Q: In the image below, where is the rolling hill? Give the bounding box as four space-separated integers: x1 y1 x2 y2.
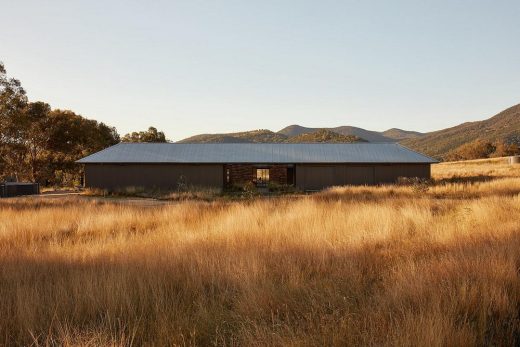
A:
286 129 365 143
381 128 424 141
178 130 287 144
278 125 398 142
178 129 366 144
177 103 520 160
179 125 423 144
401 104 520 159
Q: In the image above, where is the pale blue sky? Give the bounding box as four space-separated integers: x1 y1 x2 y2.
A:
1 1 519 140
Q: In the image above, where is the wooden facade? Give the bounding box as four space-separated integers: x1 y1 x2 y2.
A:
84 164 223 190
294 163 430 190
83 163 431 191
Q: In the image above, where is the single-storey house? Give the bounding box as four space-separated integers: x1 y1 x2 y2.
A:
77 143 437 191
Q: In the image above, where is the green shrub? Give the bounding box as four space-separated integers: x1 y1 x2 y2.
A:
268 182 299 194
242 181 258 198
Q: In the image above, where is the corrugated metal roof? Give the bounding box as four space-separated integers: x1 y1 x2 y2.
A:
77 143 437 164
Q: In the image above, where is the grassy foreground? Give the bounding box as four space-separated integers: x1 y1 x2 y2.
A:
1 158 519 346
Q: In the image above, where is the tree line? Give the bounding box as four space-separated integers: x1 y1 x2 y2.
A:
445 139 519 161
0 63 166 186
3 61 518 186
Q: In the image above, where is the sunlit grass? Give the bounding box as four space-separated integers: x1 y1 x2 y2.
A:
0 158 519 346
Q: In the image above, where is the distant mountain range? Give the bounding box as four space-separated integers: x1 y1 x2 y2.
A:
178 126 422 144
277 125 416 142
177 129 366 144
178 103 520 160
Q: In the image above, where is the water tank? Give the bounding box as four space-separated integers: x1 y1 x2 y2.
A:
510 156 520 164
0 182 40 198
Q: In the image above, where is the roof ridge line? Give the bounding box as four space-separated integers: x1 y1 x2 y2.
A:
128 142 398 145
77 142 437 164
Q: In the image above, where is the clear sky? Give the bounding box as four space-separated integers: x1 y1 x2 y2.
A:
1 1 519 140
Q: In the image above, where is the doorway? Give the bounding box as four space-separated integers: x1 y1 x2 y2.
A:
287 166 295 185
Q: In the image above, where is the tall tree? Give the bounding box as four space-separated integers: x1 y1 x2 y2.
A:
122 126 167 143
44 109 119 185
0 62 28 180
0 62 120 185
23 102 52 181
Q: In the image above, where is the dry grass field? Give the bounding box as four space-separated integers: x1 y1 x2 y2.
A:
1 158 519 346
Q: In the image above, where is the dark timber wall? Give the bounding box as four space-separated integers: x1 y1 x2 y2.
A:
84 164 224 190
84 163 431 191
295 164 430 190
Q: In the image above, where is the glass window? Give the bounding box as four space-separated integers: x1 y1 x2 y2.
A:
256 168 269 183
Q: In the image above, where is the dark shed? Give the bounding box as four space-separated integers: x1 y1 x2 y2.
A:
77 143 437 191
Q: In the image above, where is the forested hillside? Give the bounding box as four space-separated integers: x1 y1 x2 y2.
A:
286 129 364 143
401 104 520 160
381 128 424 141
179 129 366 144
178 129 287 143
179 104 520 160
277 125 398 142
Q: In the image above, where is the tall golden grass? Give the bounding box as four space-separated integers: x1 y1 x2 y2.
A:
0 159 519 346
